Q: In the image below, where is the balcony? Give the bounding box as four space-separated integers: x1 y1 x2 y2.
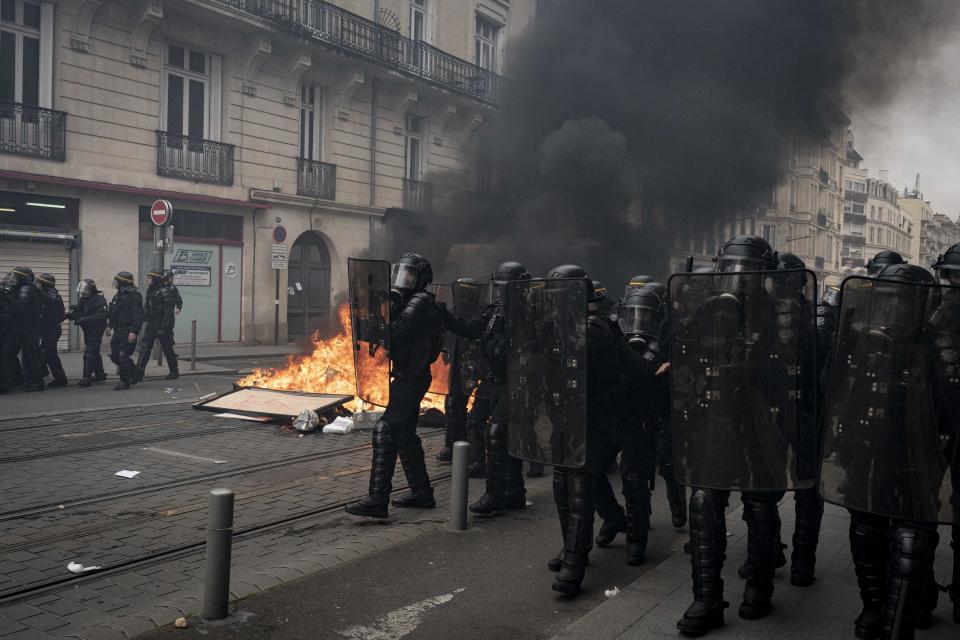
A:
844 212 866 225
156 131 235 186
402 178 432 212
0 101 67 161
297 158 336 199
845 190 868 203
817 212 829 227
215 0 505 107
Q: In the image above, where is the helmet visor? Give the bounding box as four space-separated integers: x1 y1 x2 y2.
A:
935 266 960 286
618 305 658 337
716 257 766 294
391 263 419 290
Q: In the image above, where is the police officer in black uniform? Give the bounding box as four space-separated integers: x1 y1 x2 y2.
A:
107 271 144 390
0 275 17 393
66 279 108 387
163 269 183 314
133 270 179 382
345 253 444 519
35 273 67 387
2 267 44 392
546 265 663 596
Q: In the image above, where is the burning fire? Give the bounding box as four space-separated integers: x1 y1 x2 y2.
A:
238 304 449 412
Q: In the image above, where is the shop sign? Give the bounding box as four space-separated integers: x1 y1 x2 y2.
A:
172 266 212 287
173 249 213 264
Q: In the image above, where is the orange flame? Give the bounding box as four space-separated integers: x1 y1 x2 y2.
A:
238 304 449 412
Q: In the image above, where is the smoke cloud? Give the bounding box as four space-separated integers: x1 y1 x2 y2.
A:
403 0 958 288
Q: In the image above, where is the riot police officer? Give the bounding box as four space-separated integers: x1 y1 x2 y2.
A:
66 279 108 387
435 278 476 466
35 273 67 387
624 274 653 298
545 265 663 596
133 270 179 382
163 269 183 314
2 267 44 392
107 271 144 390
345 253 444 519
0 275 17 393
672 236 815 635
865 250 905 276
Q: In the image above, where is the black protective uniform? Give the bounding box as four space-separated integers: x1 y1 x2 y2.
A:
135 272 179 381
36 274 67 387
107 273 144 390
2 267 44 392
546 266 662 596
0 280 17 392
345 254 443 519
66 280 108 385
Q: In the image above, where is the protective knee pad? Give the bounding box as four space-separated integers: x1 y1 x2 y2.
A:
369 420 397 497
882 525 938 639
742 497 780 591
621 471 651 542
567 473 593 516
689 489 726 602
850 512 890 610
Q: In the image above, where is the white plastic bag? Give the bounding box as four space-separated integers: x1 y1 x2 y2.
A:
322 416 355 434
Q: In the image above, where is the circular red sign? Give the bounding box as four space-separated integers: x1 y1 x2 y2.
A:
150 199 173 226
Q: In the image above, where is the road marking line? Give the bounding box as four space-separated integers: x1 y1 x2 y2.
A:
142 447 228 464
337 588 466 640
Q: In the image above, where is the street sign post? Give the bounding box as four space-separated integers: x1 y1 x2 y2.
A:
271 242 289 346
150 200 174 268
150 199 173 226
271 243 289 270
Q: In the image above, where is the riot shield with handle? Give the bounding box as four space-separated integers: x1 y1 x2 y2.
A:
453 280 491 397
348 258 391 407
668 269 817 492
427 283 453 396
819 276 957 524
506 278 587 468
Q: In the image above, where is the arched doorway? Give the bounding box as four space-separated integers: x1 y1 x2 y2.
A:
287 231 331 339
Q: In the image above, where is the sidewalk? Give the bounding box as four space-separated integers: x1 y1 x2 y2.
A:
554 501 957 640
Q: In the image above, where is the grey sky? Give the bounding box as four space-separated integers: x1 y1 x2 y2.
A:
851 36 960 219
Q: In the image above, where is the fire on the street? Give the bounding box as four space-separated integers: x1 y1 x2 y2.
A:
237 304 448 412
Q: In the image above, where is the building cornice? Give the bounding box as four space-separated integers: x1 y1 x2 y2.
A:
248 190 385 218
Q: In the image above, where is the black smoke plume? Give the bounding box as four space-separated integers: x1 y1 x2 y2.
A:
400 0 958 288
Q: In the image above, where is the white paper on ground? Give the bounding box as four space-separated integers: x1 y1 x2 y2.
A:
67 561 101 574
322 416 355 434
604 587 620 598
114 470 140 479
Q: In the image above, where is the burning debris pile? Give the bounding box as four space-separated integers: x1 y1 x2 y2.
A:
238 304 448 412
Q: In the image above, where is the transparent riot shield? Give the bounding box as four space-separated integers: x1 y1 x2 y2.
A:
348 258 391 407
819 276 957 524
453 280 491 397
506 278 588 468
668 269 818 491
427 283 453 397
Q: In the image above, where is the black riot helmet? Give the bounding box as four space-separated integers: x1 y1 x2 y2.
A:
490 261 530 305
76 279 97 299
715 235 776 294
865 250 905 276
776 251 808 293
391 253 433 292
146 270 163 287
35 273 56 290
547 264 598 302
7 266 34 287
873 264 936 328
592 280 608 303
644 282 667 306
821 284 842 309
162 269 175 284
113 271 136 290
932 243 960 285
619 288 663 338
875 263 935 286
624 274 652 297
777 251 806 271
454 276 484 308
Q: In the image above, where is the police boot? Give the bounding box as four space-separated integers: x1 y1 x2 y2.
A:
503 456 526 510
880 525 938 640
623 472 651 566
114 380 131 390
132 352 149 383
916 573 939 630
77 378 92 387
345 420 395 519
678 489 728 636
470 422 507 515
850 513 889 640
553 473 593 596
791 488 824 587
165 368 179 380
663 472 688 529
392 437 435 509
739 498 779 619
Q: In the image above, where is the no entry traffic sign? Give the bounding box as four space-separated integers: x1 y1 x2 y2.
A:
150 199 173 226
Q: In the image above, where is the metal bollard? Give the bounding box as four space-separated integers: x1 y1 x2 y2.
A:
190 319 197 371
449 441 471 531
202 488 234 620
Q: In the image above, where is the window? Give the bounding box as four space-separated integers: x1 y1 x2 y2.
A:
299 84 322 161
165 43 212 140
762 224 776 247
869 227 874 243
0 0 41 106
475 15 500 72
405 114 424 181
410 0 427 42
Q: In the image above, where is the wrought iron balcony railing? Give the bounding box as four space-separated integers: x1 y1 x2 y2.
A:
216 0 505 106
297 157 336 199
156 131 235 186
403 178 431 212
0 101 67 161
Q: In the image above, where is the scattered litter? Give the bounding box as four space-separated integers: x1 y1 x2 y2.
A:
197 392 217 400
213 412 272 423
114 470 140 479
143 447 226 464
67 561 101 574
293 408 321 433
322 416 355 434
164 387 182 394
174 617 188 629
604 587 620 598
